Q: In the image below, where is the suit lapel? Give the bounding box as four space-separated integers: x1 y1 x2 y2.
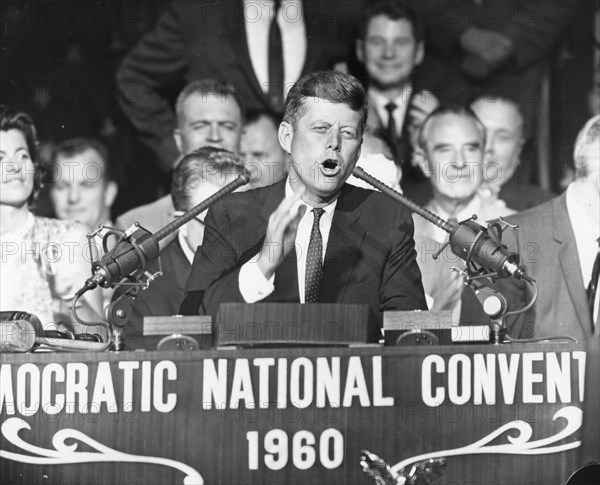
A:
320 185 366 302
553 195 591 335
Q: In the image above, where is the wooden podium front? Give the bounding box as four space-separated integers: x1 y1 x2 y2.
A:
0 342 590 484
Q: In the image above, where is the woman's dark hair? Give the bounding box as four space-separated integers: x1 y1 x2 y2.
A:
0 106 43 206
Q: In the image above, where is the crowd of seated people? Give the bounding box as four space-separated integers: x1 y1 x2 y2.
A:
1 0 597 350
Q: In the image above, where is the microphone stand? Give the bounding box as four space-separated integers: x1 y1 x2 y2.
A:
69 172 250 351
352 166 538 343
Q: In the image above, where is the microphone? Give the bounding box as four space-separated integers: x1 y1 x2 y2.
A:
79 171 251 293
0 311 42 353
352 166 533 283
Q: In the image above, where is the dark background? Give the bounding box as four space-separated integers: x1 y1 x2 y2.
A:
1 0 597 218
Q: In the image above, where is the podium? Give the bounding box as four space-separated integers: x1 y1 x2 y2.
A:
0 341 590 484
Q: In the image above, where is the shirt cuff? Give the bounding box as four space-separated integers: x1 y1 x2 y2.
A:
238 257 275 303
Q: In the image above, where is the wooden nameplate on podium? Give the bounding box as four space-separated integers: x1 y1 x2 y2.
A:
143 315 212 350
214 303 369 346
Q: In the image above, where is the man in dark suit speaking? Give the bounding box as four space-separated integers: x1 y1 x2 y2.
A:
180 71 427 341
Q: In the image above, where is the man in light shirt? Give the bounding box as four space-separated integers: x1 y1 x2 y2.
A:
181 71 427 341
413 106 514 323
500 115 600 340
496 115 600 467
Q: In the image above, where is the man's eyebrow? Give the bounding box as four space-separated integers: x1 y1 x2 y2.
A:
432 142 452 150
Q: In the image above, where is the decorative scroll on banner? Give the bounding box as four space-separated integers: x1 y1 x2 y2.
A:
0 343 587 484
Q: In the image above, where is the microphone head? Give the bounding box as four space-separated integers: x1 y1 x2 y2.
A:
449 220 518 278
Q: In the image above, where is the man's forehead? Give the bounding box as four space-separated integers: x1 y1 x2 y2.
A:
472 101 523 130
182 93 241 120
366 16 415 38
297 98 361 124
428 114 482 139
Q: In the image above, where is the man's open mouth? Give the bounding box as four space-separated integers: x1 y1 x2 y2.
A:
320 159 341 176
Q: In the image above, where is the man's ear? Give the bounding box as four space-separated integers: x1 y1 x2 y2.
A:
414 41 425 66
278 121 293 154
174 129 183 154
356 39 365 63
104 181 119 209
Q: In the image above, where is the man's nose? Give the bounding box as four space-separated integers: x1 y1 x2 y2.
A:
68 185 80 203
454 150 467 168
208 123 222 141
383 42 396 59
327 129 341 151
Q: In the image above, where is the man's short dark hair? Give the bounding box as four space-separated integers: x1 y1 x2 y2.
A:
175 79 244 126
358 1 424 43
418 105 486 151
283 70 368 134
171 146 246 211
49 137 114 183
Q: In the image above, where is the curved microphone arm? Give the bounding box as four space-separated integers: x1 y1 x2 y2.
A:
353 167 454 233
352 166 534 285
68 171 250 350
76 171 251 296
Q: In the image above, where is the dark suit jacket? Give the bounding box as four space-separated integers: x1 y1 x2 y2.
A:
181 180 428 341
498 193 594 340
124 238 191 338
116 0 362 169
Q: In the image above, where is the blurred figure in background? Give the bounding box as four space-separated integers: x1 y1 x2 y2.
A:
116 80 244 242
118 147 247 340
240 110 287 189
47 138 118 230
46 137 120 310
347 127 402 192
0 107 103 333
413 106 514 324
470 96 555 211
117 0 362 170
355 1 438 189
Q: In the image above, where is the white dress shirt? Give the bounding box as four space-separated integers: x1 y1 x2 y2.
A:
244 0 307 97
566 183 600 323
239 180 337 302
178 230 196 265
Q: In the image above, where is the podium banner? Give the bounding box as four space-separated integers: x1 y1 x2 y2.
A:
0 343 587 484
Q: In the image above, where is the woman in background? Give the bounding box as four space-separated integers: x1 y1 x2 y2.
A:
0 106 103 333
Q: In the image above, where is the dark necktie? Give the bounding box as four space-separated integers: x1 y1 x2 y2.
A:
384 102 397 144
305 208 325 303
587 238 600 331
268 0 285 113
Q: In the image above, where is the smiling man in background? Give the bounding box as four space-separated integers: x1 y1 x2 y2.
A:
48 138 118 230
